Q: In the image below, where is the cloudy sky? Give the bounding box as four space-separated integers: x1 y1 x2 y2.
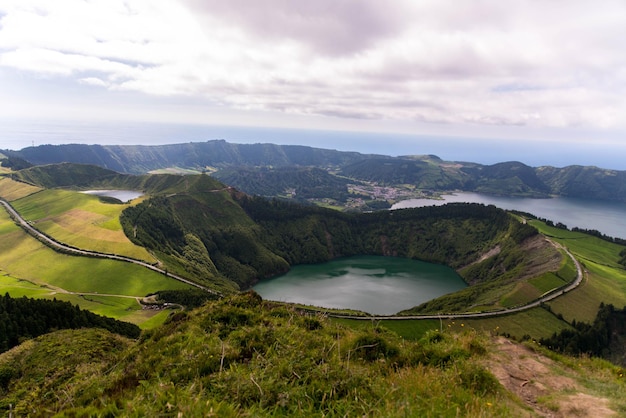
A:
1 0 625 163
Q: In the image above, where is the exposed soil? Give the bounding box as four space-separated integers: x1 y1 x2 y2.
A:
485 337 616 417
516 235 563 281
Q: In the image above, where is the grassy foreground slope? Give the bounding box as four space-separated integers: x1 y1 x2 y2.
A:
1 292 625 417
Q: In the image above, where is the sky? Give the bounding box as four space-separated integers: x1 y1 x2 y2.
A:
1 1 626 167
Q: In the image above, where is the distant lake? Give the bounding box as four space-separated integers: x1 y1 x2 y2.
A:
392 192 626 240
253 256 467 315
82 190 143 202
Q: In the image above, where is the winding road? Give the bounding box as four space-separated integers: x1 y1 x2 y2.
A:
329 238 584 321
0 198 220 296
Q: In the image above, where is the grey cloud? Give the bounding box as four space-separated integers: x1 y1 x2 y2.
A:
183 0 408 56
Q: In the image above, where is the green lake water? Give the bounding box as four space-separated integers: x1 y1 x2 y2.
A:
252 255 467 315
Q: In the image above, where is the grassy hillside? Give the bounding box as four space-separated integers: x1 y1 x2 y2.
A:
0 206 190 326
1 292 625 417
0 293 533 416
532 221 626 323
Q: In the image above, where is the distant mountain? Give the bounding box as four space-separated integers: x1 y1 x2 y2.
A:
4 140 374 174
536 165 626 201
4 140 626 202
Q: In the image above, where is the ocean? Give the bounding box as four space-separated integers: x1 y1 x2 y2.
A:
1 119 625 170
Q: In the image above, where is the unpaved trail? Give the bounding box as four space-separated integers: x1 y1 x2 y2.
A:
485 337 617 417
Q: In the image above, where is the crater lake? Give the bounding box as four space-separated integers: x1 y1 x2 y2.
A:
252 255 467 315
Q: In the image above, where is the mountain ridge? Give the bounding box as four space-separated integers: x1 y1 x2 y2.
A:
4 140 626 203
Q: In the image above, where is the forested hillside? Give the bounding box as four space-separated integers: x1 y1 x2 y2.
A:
213 166 353 201
119 176 554 312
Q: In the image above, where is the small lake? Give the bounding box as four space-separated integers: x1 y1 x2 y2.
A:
253 255 467 315
392 192 626 240
82 190 143 202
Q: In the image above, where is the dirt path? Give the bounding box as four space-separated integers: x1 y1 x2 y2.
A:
485 337 616 417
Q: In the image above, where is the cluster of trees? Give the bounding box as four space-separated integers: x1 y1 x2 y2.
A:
540 303 626 365
152 289 220 309
0 156 32 171
0 293 140 353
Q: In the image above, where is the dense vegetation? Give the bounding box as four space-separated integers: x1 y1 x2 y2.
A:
540 303 626 366
213 166 353 202
7 141 626 202
0 156 31 171
0 291 519 417
151 288 221 309
0 293 140 353
119 180 548 312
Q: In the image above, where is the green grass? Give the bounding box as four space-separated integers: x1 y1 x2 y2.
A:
460 307 573 340
531 221 623 269
11 189 155 262
529 272 567 293
0 274 53 298
0 293 523 417
0 177 42 201
332 317 441 340
0 210 191 326
529 220 626 323
336 306 573 342
548 261 626 323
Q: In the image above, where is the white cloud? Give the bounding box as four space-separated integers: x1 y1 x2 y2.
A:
0 0 625 133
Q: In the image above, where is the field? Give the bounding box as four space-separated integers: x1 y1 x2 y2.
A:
0 208 191 327
7 186 156 262
530 221 626 323
0 177 42 200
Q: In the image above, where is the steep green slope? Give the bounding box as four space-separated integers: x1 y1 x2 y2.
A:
3 292 625 417
10 162 121 189
461 161 551 196
0 292 519 417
